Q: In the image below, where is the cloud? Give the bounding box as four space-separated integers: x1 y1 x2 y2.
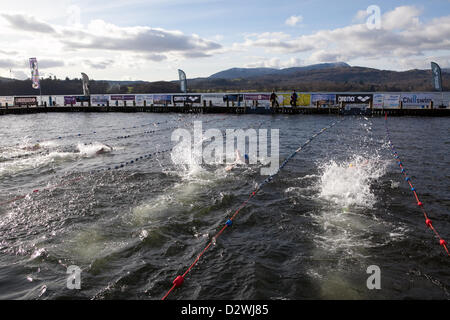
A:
0 14 222 68
245 57 303 68
237 6 450 68
382 5 420 30
285 15 303 27
1 13 56 33
83 59 115 69
353 10 368 23
0 58 25 68
57 20 222 56
38 59 65 68
142 54 168 62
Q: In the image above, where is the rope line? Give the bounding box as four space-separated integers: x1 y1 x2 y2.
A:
0 148 173 207
0 116 232 207
385 113 449 256
161 118 344 300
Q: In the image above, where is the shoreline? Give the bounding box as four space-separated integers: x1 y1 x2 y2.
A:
0 105 449 116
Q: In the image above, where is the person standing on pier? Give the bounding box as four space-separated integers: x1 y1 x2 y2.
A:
270 90 279 108
290 90 298 107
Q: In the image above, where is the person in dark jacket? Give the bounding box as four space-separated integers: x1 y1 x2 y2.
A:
290 90 298 107
270 90 279 108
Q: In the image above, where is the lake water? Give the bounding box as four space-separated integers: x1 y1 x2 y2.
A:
0 112 449 299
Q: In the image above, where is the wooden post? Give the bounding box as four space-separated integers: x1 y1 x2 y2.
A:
203 100 206 108
209 100 212 107
399 101 403 109
429 100 433 109
144 100 146 107
124 100 127 107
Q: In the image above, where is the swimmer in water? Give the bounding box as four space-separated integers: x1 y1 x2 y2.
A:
349 159 369 168
83 142 113 155
95 144 113 155
226 150 249 171
22 143 41 151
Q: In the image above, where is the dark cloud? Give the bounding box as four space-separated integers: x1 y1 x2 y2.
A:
181 51 213 58
83 59 115 69
0 59 24 68
38 59 65 68
61 28 222 55
1 13 56 34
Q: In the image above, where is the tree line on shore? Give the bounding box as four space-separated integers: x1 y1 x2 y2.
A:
0 66 447 95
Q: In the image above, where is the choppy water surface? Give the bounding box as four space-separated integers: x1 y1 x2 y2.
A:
0 112 449 300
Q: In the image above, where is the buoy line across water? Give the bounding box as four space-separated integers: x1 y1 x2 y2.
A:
161 117 345 300
384 113 449 256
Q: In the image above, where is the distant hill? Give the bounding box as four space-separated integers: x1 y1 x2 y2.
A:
209 62 350 79
187 65 448 92
0 77 14 82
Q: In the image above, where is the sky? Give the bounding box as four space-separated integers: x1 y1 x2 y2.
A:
0 0 449 81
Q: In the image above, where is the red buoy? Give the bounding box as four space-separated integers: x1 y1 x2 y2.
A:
173 275 184 288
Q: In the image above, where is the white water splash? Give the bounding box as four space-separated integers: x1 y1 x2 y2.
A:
318 155 386 209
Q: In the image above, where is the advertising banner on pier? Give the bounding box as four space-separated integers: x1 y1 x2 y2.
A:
336 94 373 104
14 96 37 107
223 94 243 102
244 94 271 107
0 96 14 106
136 94 153 106
400 93 435 109
311 94 336 106
64 96 77 105
153 95 172 105
173 95 201 104
202 94 225 106
29 58 40 90
244 94 270 101
91 95 109 105
373 94 384 108
383 94 400 108
111 95 135 101
281 93 311 107
75 96 90 102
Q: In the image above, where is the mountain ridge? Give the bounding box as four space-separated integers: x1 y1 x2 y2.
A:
208 62 351 79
